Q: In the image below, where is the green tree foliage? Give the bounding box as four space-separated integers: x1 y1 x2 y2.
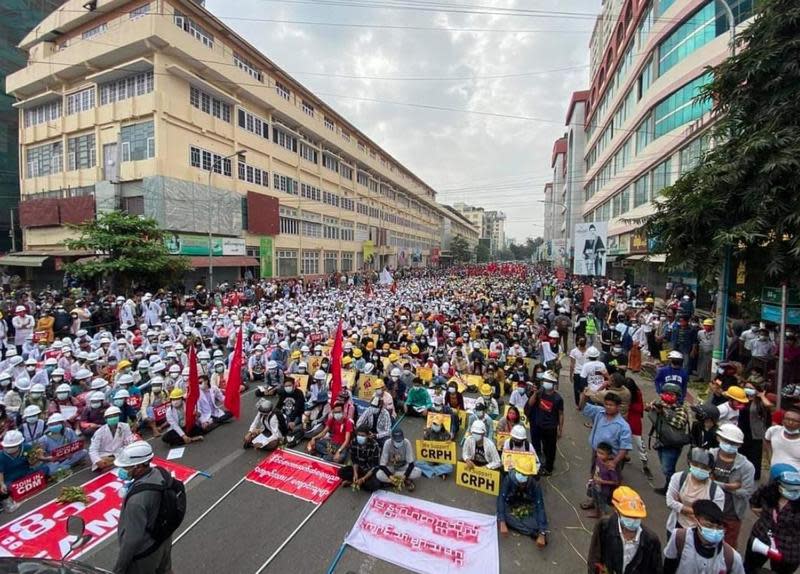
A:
449 235 472 263
475 241 491 263
64 211 189 291
643 0 800 285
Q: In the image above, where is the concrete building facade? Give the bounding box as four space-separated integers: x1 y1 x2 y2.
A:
452 202 506 256
5 0 444 284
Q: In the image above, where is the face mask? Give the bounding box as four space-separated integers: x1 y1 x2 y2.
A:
90 401 103 409
689 466 710 481
513 471 528 484
114 399 126 407
431 423 442 432
744 388 757 397
171 400 183 407
719 442 739 454
106 416 120 426
780 486 800 501
699 526 724 545
356 435 367 445
26 416 39 424
448 387 456 394
152 386 163 394
333 413 343 421
26 367 36 373
5 447 20 457
619 516 641 531
784 427 800 435
543 382 554 392
48 424 63 434
392 440 404 449
56 392 69 400
170 373 179 379
117 468 131 481
31 393 43 400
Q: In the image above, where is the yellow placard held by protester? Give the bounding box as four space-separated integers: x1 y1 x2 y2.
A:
322 345 332 358
293 374 309 393
342 370 357 390
466 375 484 390
495 432 510 451
358 375 383 400
307 357 322 374
417 367 433 382
415 440 457 464
502 450 539 474
426 412 452 432
456 409 468 430
456 462 501 495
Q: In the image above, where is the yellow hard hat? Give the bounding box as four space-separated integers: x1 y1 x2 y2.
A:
353 348 363 358
399 346 408 354
169 388 184 400
118 360 132 371
480 383 493 397
342 356 353 365
612 486 647 518
410 344 420 355
703 318 714 326
291 350 301 359
514 455 536 476
645 297 655 304
724 385 749 403
388 353 399 362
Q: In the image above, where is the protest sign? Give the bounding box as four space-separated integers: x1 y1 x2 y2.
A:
415 440 456 464
455 462 501 495
245 448 340 505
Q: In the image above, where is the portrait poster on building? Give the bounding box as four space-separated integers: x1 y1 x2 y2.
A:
574 221 608 277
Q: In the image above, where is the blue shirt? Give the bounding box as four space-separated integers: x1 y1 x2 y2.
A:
654 366 688 402
0 450 34 484
582 403 632 454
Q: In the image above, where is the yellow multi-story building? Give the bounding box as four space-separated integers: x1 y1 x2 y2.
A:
6 0 443 284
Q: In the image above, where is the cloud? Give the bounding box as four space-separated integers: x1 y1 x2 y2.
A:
206 0 596 242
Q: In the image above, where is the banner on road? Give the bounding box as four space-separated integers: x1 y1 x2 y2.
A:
0 457 198 560
344 491 499 574
455 462 501 495
245 448 341 505
415 440 456 464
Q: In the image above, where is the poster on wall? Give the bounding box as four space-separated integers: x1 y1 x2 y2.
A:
260 236 273 279
573 221 608 277
165 234 246 256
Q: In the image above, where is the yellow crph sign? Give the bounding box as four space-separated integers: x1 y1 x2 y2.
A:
415 440 456 464
455 462 501 495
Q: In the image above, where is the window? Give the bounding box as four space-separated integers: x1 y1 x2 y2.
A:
130 3 150 19
234 53 263 82
323 217 339 240
122 196 145 215
190 86 231 122
658 2 717 76
272 127 298 153
679 133 710 174
357 172 369 187
341 252 353 272
66 87 95 115
299 142 318 163
301 101 314 117
341 131 350 142
301 250 319 275
23 100 61 128
340 221 355 241
654 73 713 138
237 160 268 187
189 146 232 176
324 251 338 273
273 173 298 194
277 249 298 276
121 121 154 161
324 117 334 130
26 141 62 177
174 10 214 48
635 112 654 153
322 190 339 207
275 82 290 100
81 23 107 40
99 71 154 105
340 163 353 181
280 216 299 235
67 133 96 171
302 220 322 238
633 173 651 207
340 197 354 211
301 183 321 201
637 57 653 101
322 153 338 173
237 109 268 139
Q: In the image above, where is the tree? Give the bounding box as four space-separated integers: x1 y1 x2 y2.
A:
642 0 800 285
450 235 471 263
64 211 190 291
475 241 491 263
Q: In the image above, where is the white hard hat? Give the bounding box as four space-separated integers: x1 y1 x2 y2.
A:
91 378 108 390
716 423 744 445
390 368 402 377
31 383 46 394
24 358 37 366
117 374 134 386
89 391 106 403
542 370 559 383
267 360 278 370
104 406 121 417
75 368 92 380
587 346 600 359
44 357 58 366
114 440 154 467
2 430 24 448
47 413 66 425
56 383 71 394
197 351 210 360
470 420 487 435
114 389 130 400
314 369 326 380
14 305 25 313
23 404 42 418
15 377 31 391
667 350 683 360
510 425 528 441
52 368 65 377
169 364 181 374
548 330 559 338
137 359 151 369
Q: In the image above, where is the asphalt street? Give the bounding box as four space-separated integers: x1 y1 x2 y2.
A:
0 366 758 574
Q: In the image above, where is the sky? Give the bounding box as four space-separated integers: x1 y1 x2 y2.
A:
205 0 599 243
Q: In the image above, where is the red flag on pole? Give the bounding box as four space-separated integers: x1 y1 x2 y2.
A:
328 321 343 406
224 327 243 418
185 345 200 434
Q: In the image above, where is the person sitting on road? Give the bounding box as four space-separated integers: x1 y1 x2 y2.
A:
19 404 46 445
463 420 501 470
477 384 500 419
356 394 392 446
307 401 352 464
338 425 382 492
0 430 50 513
243 399 284 451
112 390 140 433
405 377 432 417
376 428 421 491
663 499 744 574
47 382 81 430
496 453 549 549
88 406 135 471
588 486 663 574
416 413 455 480
302 391 330 438
196 374 232 432
79 391 107 439
467 402 496 444
270 377 306 447
37 413 88 475
161 388 203 446
140 376 168 438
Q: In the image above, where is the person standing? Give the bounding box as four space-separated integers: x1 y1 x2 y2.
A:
114 441 183 574
710 424 756 548
527 370 564 476
569 337 589 407
696 319 715 382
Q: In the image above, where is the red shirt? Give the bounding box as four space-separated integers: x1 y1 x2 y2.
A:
326 416 353 445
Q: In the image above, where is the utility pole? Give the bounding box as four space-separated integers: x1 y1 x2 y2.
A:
8 209 16 252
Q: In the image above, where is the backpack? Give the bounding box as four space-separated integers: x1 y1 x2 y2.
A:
125 467 187 557
648 409 690 449
674 528 734 572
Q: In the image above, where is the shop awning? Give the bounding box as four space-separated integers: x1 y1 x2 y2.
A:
188 256 259 268
626 254 667 263
0 255 48 267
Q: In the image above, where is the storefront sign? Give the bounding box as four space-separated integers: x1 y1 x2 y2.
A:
165 234 246 256
631 230 648 254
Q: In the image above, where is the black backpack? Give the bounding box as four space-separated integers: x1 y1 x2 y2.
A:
125 467 187 557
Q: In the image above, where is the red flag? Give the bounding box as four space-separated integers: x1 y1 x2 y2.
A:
390 281 397 294
328 321 343 406
365 282 373 297
185 345 200 433
224 327 243 418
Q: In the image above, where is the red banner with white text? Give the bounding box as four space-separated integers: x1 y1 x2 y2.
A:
245 448 340 505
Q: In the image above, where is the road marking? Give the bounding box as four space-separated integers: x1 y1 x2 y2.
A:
172 477 247 545
253 503 323 573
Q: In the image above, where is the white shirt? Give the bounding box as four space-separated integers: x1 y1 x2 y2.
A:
570 348 588 374
716 402 741 425
663 527 745 574
88 423 134 469
618 520 642 573
580 360 607 391
765 425 800 468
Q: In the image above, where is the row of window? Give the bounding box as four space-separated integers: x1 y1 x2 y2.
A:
190 86 232 122
238 161 269 187
189 145 233 176
238 108 269 139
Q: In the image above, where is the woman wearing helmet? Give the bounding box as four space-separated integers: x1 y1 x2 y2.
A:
496 449 549 548
37 413 89 475
0 429 49 513
161 388 203 446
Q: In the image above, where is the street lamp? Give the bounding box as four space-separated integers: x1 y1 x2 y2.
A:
208 150 246 291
